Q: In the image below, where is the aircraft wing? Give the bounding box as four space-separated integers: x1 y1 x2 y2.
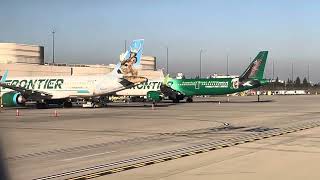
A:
120 76 147 86
94 76 148 97
160 83 184 99
159 75 185 100
0 82 52 99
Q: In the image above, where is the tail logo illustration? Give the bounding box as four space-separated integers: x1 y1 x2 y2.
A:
239 51 268 81
248 59 262 78
120 52 139 76
117 39 144 77
231 78 239 89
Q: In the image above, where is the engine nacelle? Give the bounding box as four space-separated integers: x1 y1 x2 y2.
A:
1 92 26 107
147 91 162 102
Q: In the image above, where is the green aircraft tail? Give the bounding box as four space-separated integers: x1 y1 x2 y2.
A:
239 51 268 81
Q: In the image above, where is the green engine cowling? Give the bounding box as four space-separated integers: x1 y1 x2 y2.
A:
1 92 26 107
147 91 162 102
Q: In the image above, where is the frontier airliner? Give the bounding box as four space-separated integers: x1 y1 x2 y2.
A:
0 39 147 108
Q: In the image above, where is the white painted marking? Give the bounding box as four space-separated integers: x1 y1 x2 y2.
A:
61 151 115 161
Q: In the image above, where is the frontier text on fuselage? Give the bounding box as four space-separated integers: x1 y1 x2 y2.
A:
3 79 64 90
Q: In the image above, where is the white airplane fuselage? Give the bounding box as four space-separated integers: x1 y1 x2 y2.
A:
115 79 163 96
0 74 128 99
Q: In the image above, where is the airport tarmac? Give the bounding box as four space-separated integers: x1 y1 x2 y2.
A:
0 95 320 179
102 123 320 180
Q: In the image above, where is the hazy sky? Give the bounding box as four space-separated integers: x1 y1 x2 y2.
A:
1 0 320 82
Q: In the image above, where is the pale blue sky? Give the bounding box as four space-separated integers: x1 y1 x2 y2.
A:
1 0 320 82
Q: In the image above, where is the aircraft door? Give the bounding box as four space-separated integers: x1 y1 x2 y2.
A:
195 81 200 89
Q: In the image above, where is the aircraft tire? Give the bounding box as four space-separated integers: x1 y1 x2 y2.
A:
36 102 48 109
173 99 180 103
186 97 193 103
63 101 73 108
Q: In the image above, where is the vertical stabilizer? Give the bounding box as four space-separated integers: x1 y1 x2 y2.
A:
240 51 268 81
112 39 144 76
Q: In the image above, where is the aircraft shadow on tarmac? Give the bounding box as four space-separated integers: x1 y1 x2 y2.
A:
1 102 179 110
0 142 9 180
244 127 279 132
106 102 177 108
207 126 279 133
166 126 279 139
2 99 274 110
188 99 275 104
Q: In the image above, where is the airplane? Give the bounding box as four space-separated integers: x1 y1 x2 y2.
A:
0 39 147 108
147 51 269 103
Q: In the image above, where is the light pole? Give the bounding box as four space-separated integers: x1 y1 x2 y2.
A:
226 54 229 76
272 60 275 80
291 62 294 82
52 30 55 64
307 64 310 83
166 46 169 75
272 60 275 90
200 49 203 78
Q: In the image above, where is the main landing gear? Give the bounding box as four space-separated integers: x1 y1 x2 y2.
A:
173 99 180 103
186 97 193 103
63 101 73 108
36 102 48 109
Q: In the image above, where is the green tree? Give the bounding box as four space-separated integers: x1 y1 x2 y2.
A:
302 77 309 87
295 77 301 87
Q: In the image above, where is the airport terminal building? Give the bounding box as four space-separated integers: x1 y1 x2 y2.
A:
0 42 161 79
0 43 44 64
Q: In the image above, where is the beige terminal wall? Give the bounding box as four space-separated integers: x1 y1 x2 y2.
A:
0 43 44 64
0 63 163 79
140 56 156 71
0 47 159 78
0 63 112 77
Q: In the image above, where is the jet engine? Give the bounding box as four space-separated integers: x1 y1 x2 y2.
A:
1 92 26 107
147 91 162 102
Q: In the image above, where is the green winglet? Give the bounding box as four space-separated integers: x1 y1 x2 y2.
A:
163 74 171 86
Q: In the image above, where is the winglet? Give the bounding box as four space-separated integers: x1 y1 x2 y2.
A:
163 74 171 86
0 70 8 83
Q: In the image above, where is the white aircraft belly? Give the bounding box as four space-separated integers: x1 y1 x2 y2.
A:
116 80 162 96
95 80 125 96
116 88 151 96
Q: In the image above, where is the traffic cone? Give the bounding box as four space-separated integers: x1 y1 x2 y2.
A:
54 110 58 117
218 101 221 105
16 109 20 117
